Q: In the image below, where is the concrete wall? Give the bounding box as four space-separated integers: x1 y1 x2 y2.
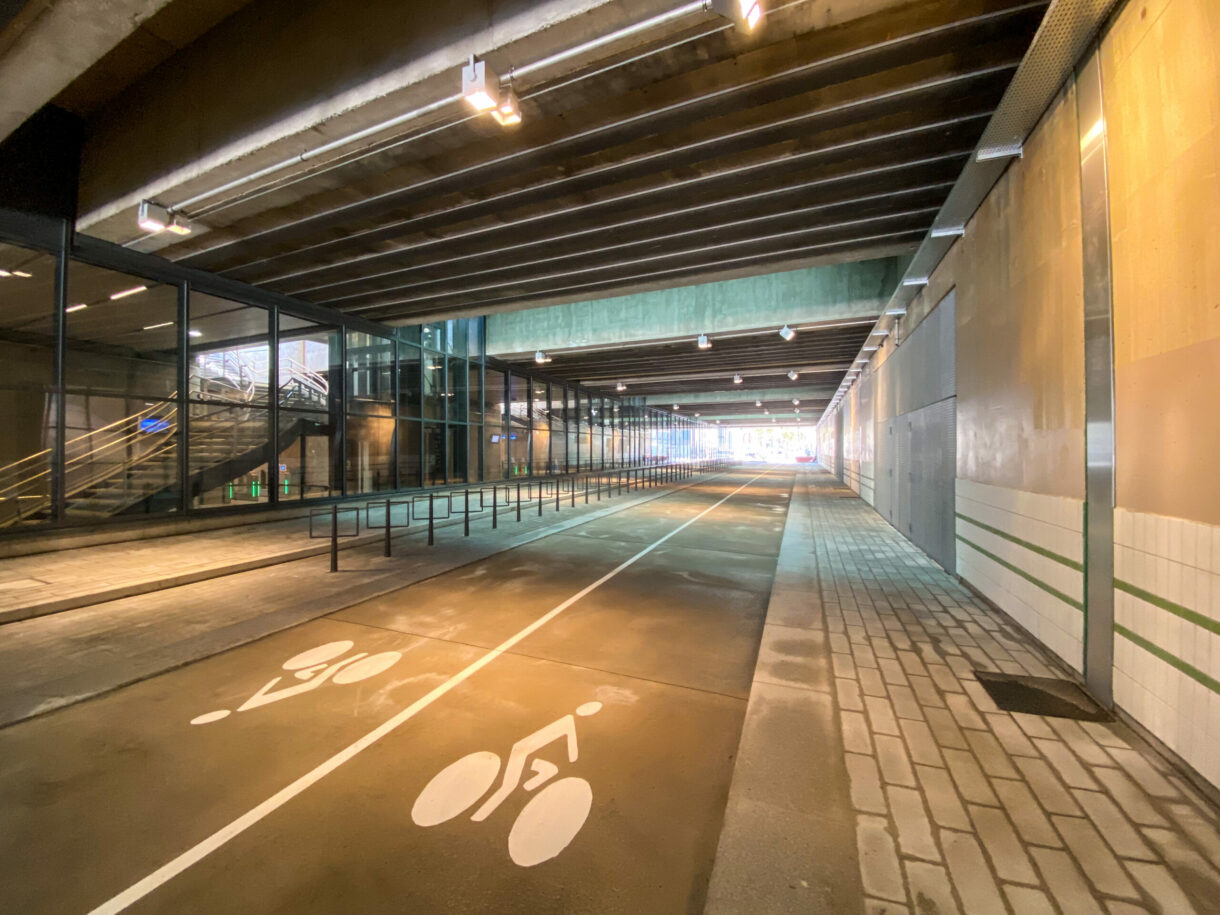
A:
817 0 1220 789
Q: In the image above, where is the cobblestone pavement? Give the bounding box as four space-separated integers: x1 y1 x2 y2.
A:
808 471 1220 915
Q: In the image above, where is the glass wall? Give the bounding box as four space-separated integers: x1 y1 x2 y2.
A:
188 292 271 508
0 216 709 535
0 243 58 528
279 314 340 501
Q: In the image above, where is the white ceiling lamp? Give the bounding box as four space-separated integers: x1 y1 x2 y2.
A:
694 412 701 417
754 399 762 407
137 200 169 233
794 408 800 414
732 373 743 384
697 334 712 350
863 345 879 352
871 329 891 337
787 370 798 381
930 224 966 238
902 276 929 287
711 0 764 31
9 269 32 278
885 308 907 316
534 350 551 364
491 87 522 126
142 321 172 331
778 324 795 341
764 408 769 415
65 303 87 313
615 382 626 392
188 329 203 338
166 214 193 236
792 398 800 405
110 285 148 300
673 404 680 410
461 56 501 112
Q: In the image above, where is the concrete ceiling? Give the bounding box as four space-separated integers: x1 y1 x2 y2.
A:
66 0 1046 330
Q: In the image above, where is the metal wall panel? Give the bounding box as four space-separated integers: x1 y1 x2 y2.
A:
908 397 958 573
874 417 893 521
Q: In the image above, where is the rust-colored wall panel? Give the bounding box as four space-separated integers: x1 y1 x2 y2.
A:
1104 0 1220 525
954 86 1087 499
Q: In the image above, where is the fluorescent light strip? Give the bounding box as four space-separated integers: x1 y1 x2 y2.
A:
143 321 173 331
111 285 148 300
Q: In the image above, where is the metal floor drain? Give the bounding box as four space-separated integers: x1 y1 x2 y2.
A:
973 670 1112 722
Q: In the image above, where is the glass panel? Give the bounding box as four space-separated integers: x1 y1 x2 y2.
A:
397 324 421 346
446 319 466 356
65 261 178 400
397 419 421 488
468 423 481 482
397 343 421 418
508 374 530 476
190 404 270 508
466 318 482 359
63 393 179 519
278 409 336 500
530 381 549 474
550 385 566 473
447 424 467 483
188 293 269 405
483 368 506 481
447 357 468 423
420 322 444 352
0 243 57 527
423 422 444 486
467 362 483 423
345 331 394 415
345 414 395 493
422 353 445 420
278 316 339 412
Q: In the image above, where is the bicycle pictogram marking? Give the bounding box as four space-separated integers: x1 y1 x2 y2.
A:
190 640 403 725
412 700 603 867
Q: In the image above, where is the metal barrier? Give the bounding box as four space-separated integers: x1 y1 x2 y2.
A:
310 505 361 572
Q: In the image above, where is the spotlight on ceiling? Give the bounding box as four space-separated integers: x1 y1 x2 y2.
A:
732 374 743 384
673 404 680 410
137 200 169 233
711 0 764 31
697 334 712 350
778 324 795 341
754 399 762 407
491 87 522 126
792 398 800 405
615 382 626 392
461 56 501 112
534 350 551 364
694 412 701 417
166 214 193 236
794 408 800 414
787 370 799 381
11 270 31 278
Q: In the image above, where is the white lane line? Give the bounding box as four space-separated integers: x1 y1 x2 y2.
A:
89 470 769 914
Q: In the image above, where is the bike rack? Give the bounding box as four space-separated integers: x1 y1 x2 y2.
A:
412 494 450 520
309 506 360 539
448 488 485 514
364 499 412 529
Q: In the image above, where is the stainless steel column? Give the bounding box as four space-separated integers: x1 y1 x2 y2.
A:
1077 50 1116 707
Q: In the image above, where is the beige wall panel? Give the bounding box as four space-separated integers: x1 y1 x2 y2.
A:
1103 0 1220 523
1115 334 1220 523
956 87 1087 498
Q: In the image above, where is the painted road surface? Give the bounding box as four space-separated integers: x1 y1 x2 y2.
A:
0 469 792 914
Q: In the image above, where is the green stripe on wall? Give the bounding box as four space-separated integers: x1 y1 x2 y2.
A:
1115 578 1220 638
955 534 1084 611
1115 623 1220 695
955 512 1083 572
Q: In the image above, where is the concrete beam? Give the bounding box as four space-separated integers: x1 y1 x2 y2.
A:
645 387 835 405
75 0 680 239
485 257 899 356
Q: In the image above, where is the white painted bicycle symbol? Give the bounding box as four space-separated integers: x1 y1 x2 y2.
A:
411 700 603 867
190 640 403 725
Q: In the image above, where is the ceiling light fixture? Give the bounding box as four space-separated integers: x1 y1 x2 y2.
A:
754 399 762 407
491 87 522 126
902 277 929 287
930 225 966 238
778 324 795 341
871 330 891 337
188 329 203 338
534 350 551 364
863 345 879 352
885 308 907 316
616 382 627 391
697 334 712 350
787 370 798 381
65 303 87 313
732 373 742 384
110 285 148 300
0 269 9 277
461 56 501 112
142 321 172 331
792 398 800 405
673 404 680 410
166 215 193 236
137 200 169 233
711 0 763 31
11 270 31 278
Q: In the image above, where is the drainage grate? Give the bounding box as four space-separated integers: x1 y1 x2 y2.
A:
972 671 1112 722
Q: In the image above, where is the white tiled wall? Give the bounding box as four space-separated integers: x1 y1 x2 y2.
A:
955 479 1085 671
1114 508 1220 788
